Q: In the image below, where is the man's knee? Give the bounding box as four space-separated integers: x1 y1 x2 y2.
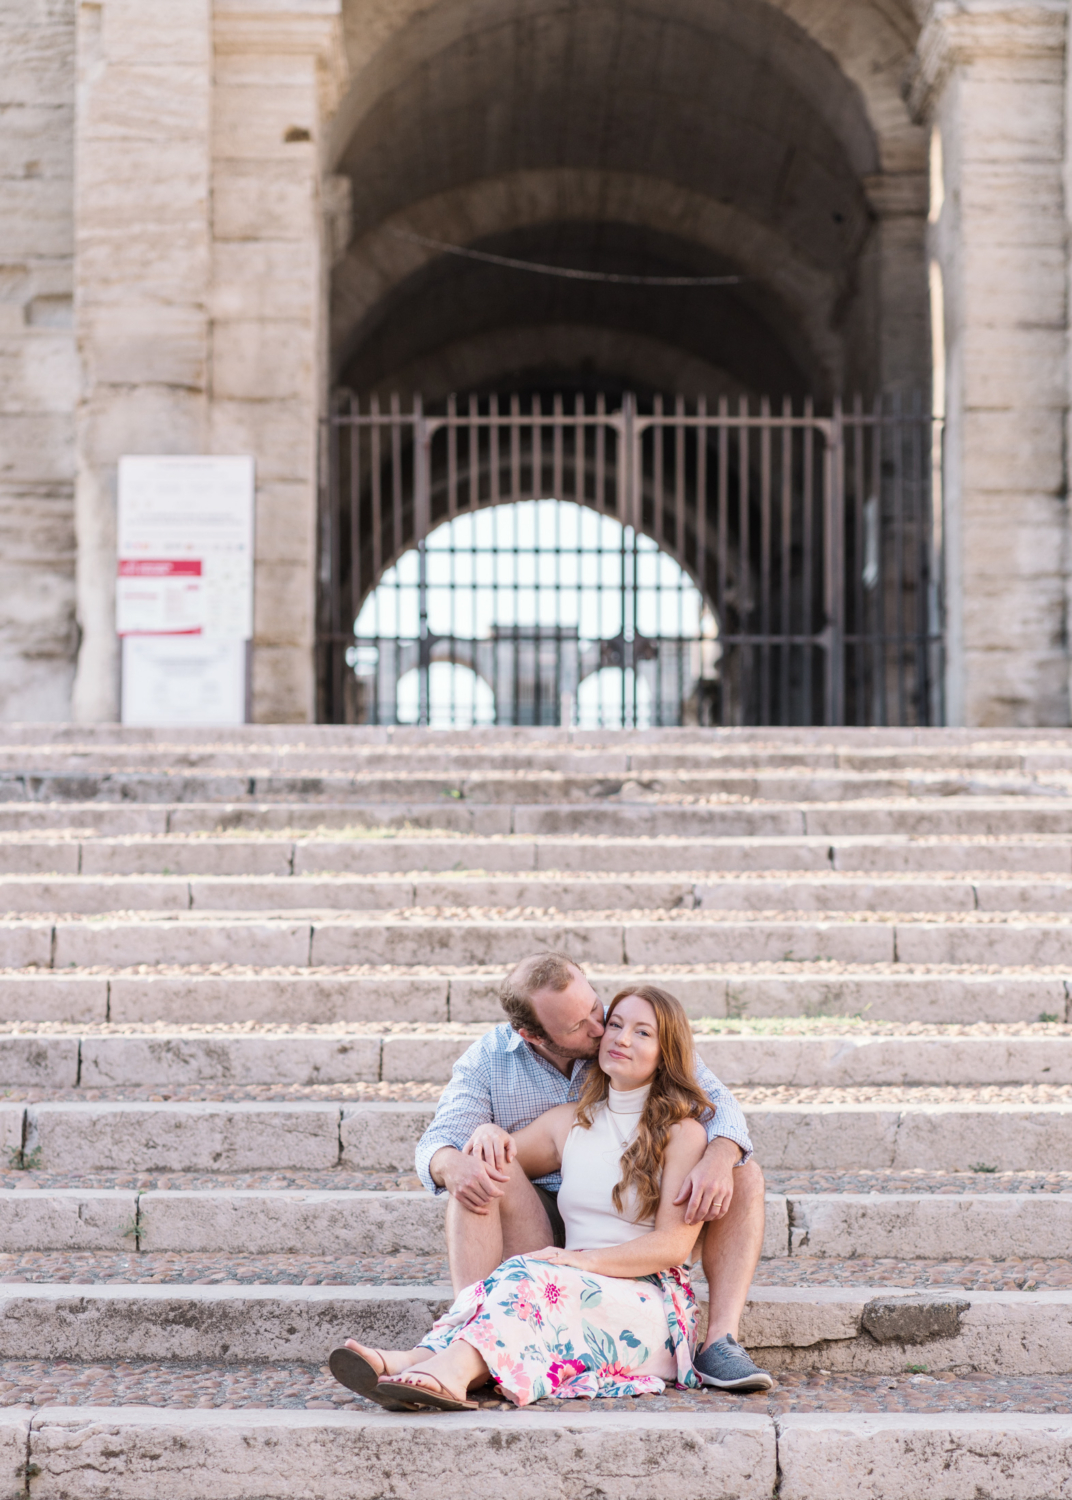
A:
735 1157 765 1208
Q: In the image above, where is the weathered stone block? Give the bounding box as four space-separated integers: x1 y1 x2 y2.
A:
777 1413 1072 1500
212 319 313 401
29 1407 778 1500
0 1189 136 1251
26 1102 341 1172
212 160 314 240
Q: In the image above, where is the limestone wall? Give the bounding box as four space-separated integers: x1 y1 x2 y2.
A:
0 0 78 719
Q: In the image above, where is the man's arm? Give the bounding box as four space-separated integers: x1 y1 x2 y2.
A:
671 1058 753 1224
693 1057 753 1162
414 1039 495 1196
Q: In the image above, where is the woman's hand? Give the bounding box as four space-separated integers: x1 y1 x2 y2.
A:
463 1122 516 1174
528 1246 592 1271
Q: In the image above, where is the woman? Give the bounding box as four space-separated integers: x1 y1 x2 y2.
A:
329 985 713 1411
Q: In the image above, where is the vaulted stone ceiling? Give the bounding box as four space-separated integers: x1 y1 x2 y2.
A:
329 0 927 403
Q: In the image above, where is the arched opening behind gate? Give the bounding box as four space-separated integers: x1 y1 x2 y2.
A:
319 392 942 727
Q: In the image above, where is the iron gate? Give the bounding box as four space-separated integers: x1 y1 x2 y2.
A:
318 393 943 727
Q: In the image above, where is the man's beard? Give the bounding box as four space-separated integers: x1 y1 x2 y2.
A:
540 1035 601 1064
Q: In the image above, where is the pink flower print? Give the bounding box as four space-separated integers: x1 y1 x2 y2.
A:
547 1358 587 1390
513 1298 533 1322
494 1354 532 1404
542 1278 566 1308
597 1362 634 1382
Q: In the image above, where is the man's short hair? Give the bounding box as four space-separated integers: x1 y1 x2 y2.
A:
500 951 583 1039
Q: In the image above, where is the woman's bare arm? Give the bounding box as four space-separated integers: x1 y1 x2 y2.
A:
464 1103 576 1180
534 1118 707 1278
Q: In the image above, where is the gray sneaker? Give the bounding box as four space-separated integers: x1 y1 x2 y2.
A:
693 1335 774 1393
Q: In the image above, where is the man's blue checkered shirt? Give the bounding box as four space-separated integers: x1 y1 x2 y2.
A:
415 1022 753 1193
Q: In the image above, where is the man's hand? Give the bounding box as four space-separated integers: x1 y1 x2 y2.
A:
429 1144 509 1216
464 1123 516 1174
673 1137 743 1225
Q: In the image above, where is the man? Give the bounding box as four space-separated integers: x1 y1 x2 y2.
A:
416 950 772 1393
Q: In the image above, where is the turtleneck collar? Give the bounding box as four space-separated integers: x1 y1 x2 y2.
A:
607 1081 652 1113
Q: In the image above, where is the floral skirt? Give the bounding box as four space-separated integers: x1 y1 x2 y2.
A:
418 1254 702 1405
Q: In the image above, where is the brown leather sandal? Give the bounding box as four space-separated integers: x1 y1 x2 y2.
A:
328 1347 420 1411
374 1369 479 1412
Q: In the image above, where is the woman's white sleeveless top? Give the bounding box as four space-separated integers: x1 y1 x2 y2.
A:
556 1083 655 1250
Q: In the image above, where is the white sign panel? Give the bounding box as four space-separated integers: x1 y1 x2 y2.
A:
117 456 254 640
121 638 248 727
117 456 255 726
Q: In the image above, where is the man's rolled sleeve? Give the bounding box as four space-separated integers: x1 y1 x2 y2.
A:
414 1045 494 1194
694 1059 753 1163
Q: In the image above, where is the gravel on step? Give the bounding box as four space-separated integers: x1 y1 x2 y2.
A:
0 1167 1069 1196
0 1362 1066 1414
0 1251 1069 1290
0 1169 423 1192
0 1251 446 1284
2 1083 1069 1105
2 1018 1071 1038
763 1167 1072 1194
0 1082 446 1103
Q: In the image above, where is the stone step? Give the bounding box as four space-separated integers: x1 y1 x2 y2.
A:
18 870 1072 915
13 768 1072 806
3 1027 1071 1089
6 1097 1071 1172
11 741 1072 772
12 833 1072 879
13 799 1072 839
13 909 1072 970
2 1184 1069 1261
0 1280 1066 1379
3 1401 1072 1500
1 964 1063 1026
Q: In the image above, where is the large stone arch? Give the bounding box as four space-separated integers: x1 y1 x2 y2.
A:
327 0 929 405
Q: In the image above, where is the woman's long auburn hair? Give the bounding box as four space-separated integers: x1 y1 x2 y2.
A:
575 985 712 1223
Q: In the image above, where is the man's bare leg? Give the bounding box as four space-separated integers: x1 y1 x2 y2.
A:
698 1158 766 1348
445 1157 554 1294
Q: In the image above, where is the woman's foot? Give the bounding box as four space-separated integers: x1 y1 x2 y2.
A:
328 1344 422 1410
343 1340 423 1377
375 1367 478 1412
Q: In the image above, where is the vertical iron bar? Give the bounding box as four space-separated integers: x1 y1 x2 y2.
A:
852 394 865 725
780 397 792 727
738 396 751 726
802 397 814 724
759 395 771 725
893 392 907 725
447 393 457 520
390 391 403 551
414 396 430 728
870 396 885 725
675 394 686 567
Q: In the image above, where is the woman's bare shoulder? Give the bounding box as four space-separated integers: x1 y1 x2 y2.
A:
526 1102 579 1135
667 1117 708 1153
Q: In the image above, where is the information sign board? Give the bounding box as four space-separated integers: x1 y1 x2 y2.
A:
117 456 255 725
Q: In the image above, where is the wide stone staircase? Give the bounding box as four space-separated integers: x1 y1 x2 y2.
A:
0 725 1069 1497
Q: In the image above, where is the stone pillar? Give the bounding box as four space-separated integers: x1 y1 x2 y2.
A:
0 0 79 720
863 173 931 398
911 1 1069 726
211 2 347 723
71 0 212 722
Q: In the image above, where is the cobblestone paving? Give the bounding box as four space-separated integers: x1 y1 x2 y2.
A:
2 1082 1069 1104
0 1361 1067 1413
0 1167 1068 1195
0 1252 1068 1289
0 1017 1069 1037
